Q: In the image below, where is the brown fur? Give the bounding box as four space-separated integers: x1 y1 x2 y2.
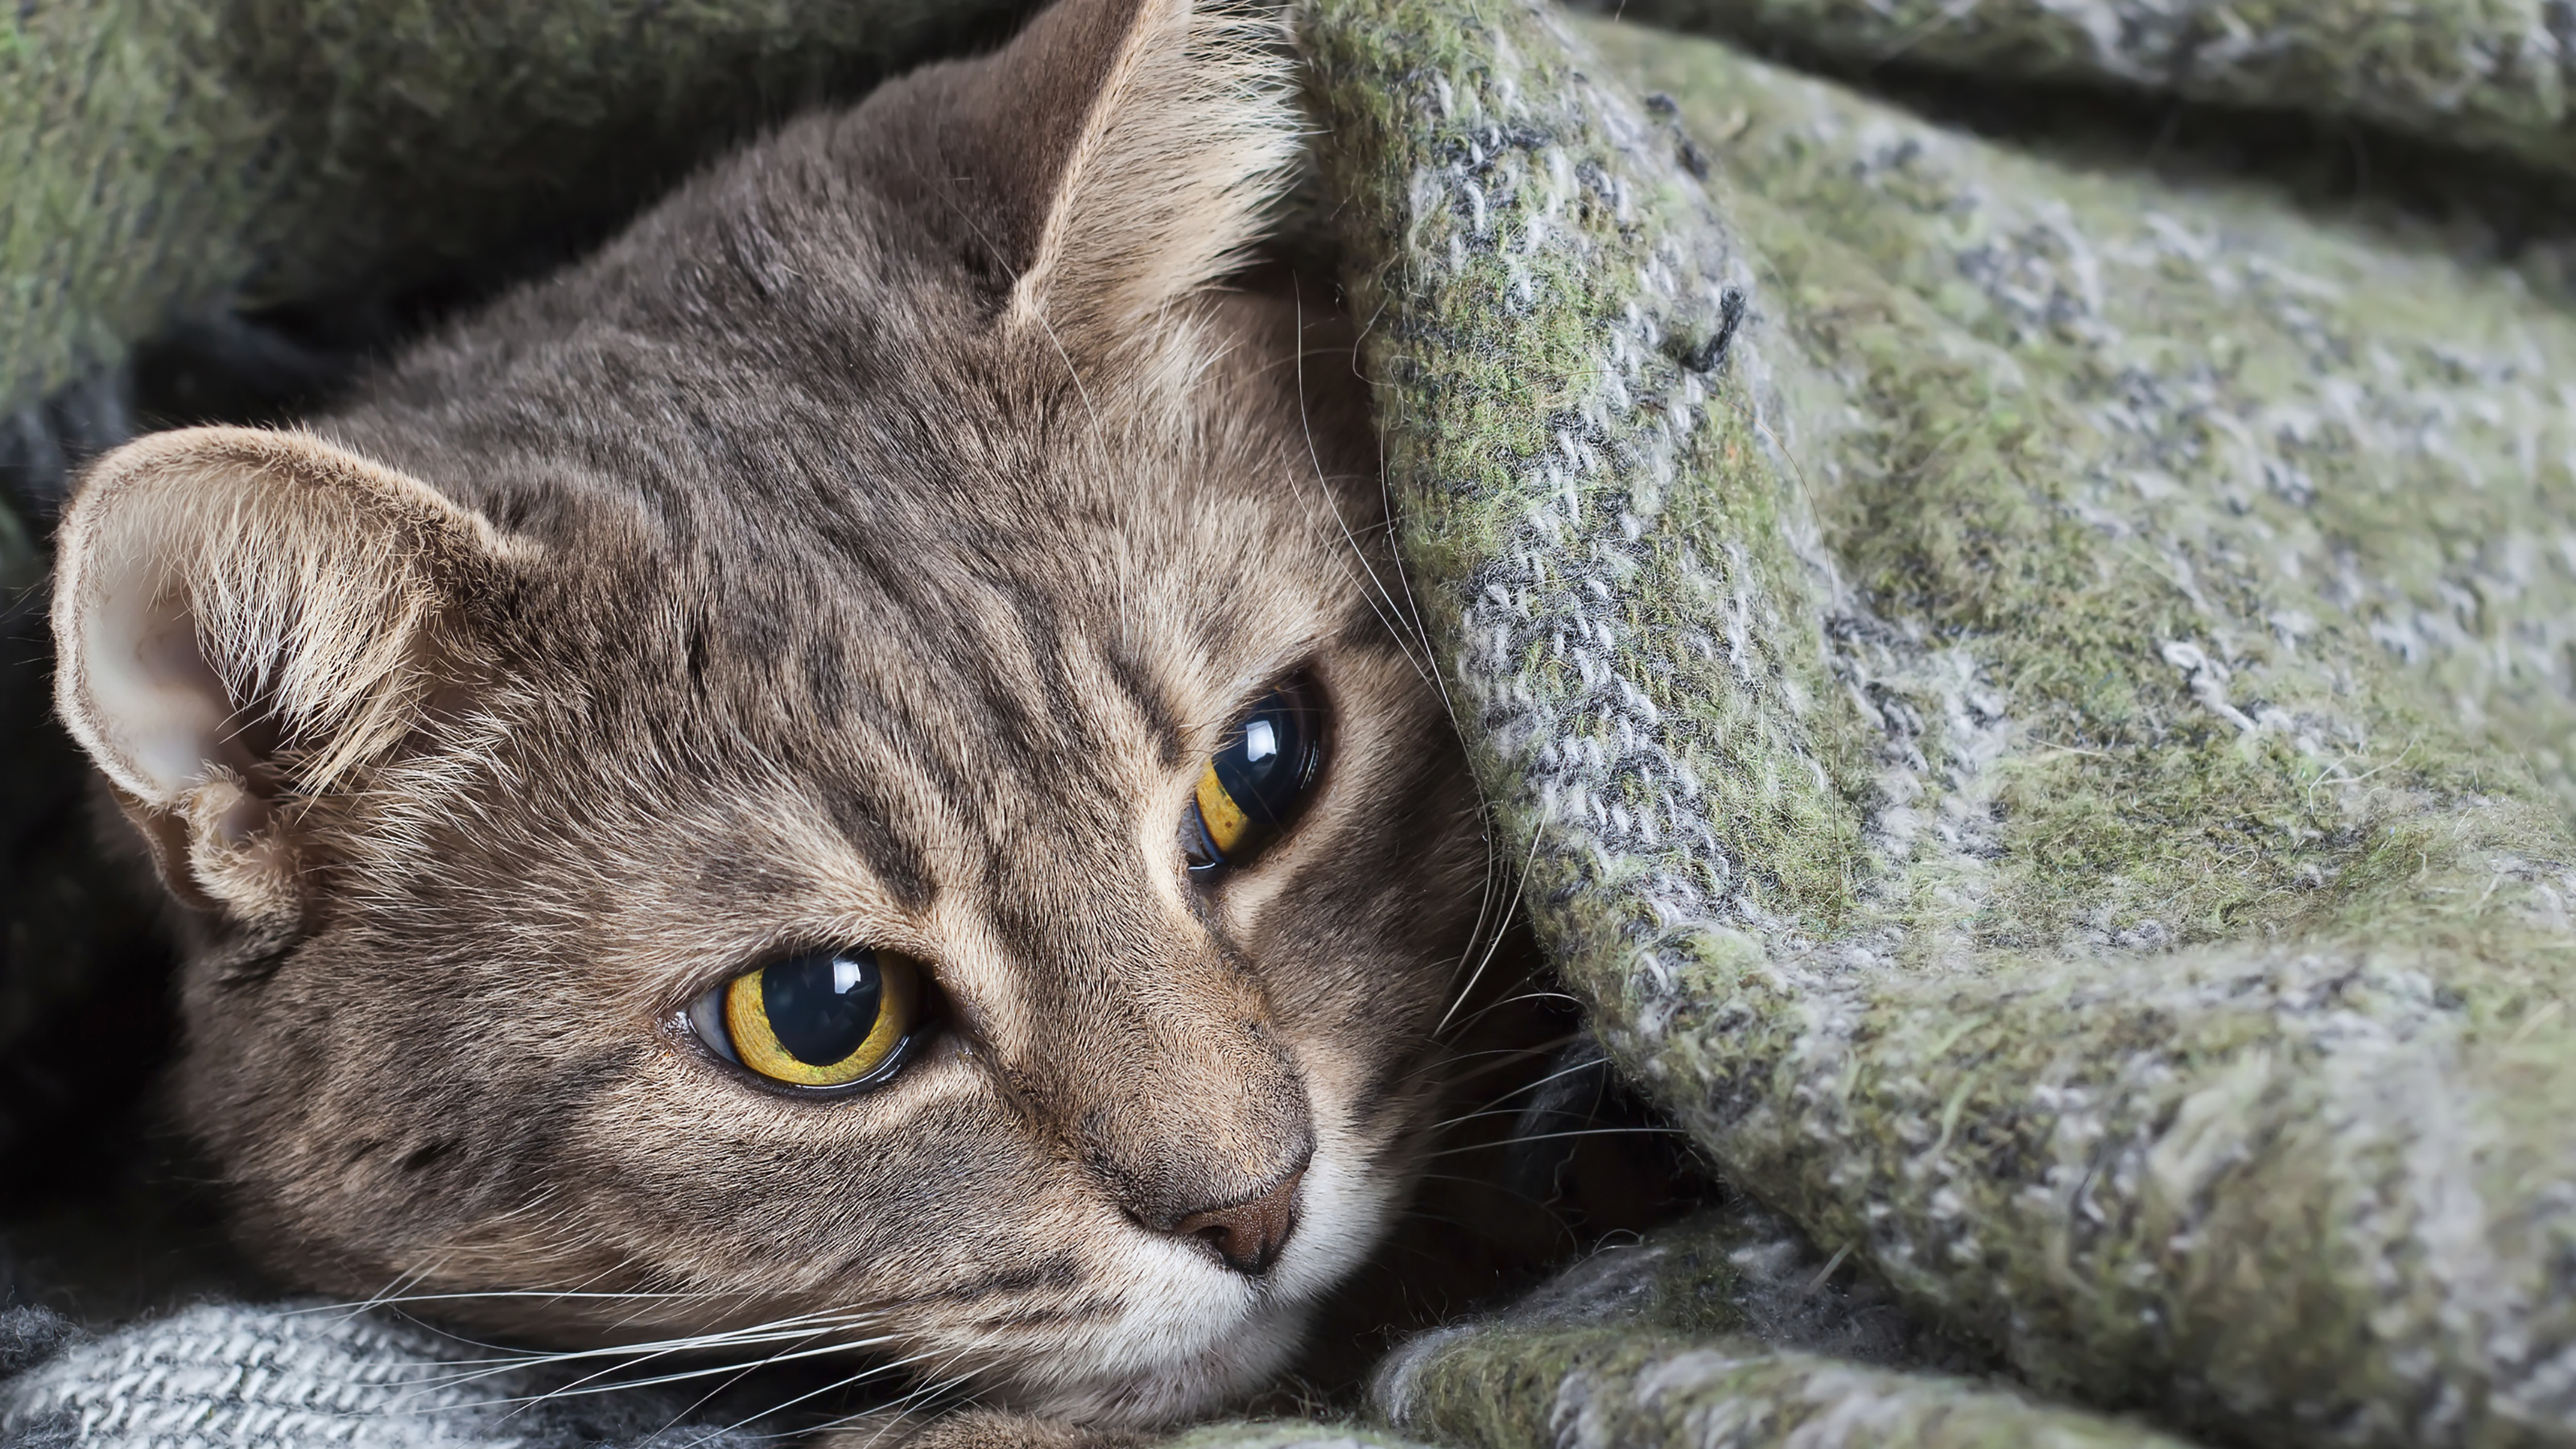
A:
51 0 1508 1435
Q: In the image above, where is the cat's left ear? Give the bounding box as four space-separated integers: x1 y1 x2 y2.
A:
964 0 1300 348
52 426 514 924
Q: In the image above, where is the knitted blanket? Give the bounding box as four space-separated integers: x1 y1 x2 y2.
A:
10 0 2576 1446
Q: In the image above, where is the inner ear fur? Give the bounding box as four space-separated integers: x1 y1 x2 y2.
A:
52 426 511 919
953 0 1301 348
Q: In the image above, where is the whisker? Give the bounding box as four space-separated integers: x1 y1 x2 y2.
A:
795 1356 991 1446
1395 1030 1587 1090
1358 319 1471 735
1434 989 1582 1040
1402 1173 1573 1224
1421 1126 1685 1160
1334 345 1529 1030
1428 1051 1612 1133
313 1257 454 1326
1435 819 1546 1037
396 1320 905 1420
1437 815 1511 1055
295 1286 746 1315
654 1318 895 1433
1325 555 1438 691
445 1333 902 1416
1290 279 1436 690
686 1344 965 1443
387 1308 898 1393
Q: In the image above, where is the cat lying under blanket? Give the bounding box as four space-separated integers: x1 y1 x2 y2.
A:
43 0 1659 1443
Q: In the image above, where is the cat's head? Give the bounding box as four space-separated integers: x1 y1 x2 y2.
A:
50 0 1489 1425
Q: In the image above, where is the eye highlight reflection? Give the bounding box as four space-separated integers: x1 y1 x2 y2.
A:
689 947 926 1090
1185 681 1324 873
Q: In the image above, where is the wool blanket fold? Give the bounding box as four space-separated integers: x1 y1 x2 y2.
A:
7 0 2576 1445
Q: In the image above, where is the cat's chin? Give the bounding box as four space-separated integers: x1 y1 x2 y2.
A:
970 1265 1311 1429
1015 1298 1314 1429
985 1141 1396 1428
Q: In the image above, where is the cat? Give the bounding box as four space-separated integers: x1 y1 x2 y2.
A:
46 0 1529 1441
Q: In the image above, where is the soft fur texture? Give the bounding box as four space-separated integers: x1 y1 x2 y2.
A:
44 0 1493 1433
14 0 2576 1447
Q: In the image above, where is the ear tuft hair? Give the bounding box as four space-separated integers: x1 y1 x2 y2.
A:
989 0 1303 345
54 426 510 829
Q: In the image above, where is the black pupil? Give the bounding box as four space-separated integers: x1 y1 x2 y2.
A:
1213 691 1314 825
761 949 884 1067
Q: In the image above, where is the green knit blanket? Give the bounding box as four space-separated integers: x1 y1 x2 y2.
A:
8 1 2576 1446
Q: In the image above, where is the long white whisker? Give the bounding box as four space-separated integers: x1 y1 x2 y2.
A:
1291 281 1436 689
645 1307 920 1436
293 1287 743 1315
1429 1052 1609 1133
710 1347 967 1442
419 1334 901 1416
1436 818 1546 1036
1335 334 1523 1015
387 1307 896 1390
1441 989 1582 1034
1356 317 1464 729
1421 1125 1684 1161
1397 1030 1587 1089
791 1355 993 1446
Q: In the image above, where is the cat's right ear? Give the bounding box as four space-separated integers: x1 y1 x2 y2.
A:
943 0 1298 352
52 425 514 925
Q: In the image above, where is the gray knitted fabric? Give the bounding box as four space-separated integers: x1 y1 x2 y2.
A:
14 0 2576 1445
1369 1210 2195 1448
0 1305 774 1449
0 1305 1454 1449
1304 0 2576 1443
1157 1427 1428 1449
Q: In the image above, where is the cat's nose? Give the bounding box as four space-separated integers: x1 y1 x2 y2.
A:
1167 1163 1306 1277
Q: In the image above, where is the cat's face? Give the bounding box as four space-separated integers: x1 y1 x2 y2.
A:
50 0 1489 1426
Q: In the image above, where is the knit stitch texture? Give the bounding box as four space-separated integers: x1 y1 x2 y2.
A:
8 0 2576 1446
0 1305 771 1447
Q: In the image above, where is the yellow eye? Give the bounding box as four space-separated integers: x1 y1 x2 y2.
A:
689 947 924 1089
1186 682 1325 871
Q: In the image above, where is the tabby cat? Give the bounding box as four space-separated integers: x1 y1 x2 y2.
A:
47 0 1538 1442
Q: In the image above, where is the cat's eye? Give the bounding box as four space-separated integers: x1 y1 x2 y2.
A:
1185 682 1325 873
687 947 927 1090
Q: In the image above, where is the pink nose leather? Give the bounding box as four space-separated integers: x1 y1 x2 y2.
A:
1169 1166 1304 1276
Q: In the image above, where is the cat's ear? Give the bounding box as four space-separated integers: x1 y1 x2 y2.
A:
52 426 512 923
967 0 1298 346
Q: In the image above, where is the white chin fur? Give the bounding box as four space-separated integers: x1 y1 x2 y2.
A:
997 1141 1398 1426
